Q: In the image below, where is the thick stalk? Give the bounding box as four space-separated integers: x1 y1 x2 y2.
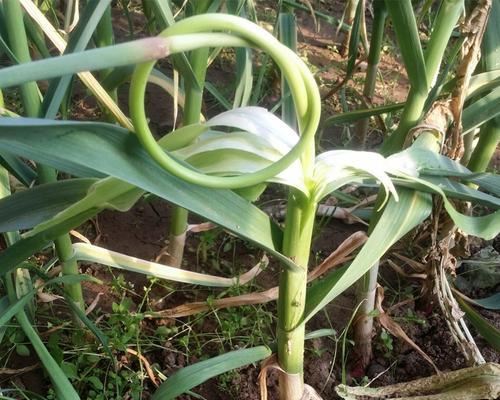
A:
165 3 211 268
278 196 316 400
353 0 462 368
350 1 386 367
352 261 379 369
467 119 500 171
381 0 463 155
3 0 84 310
352 0 387 149
277 9 316 397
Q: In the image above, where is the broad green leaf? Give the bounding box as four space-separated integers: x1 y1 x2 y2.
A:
0 118 298 271
467 173 500 197
314 150 398 204
404 175 500 240
16 309 80 400
457 298 500 351
466 71 500 99
0 208 99 277
0 178 98 231
231 0 253 108
152 346 272 399
279 10 298 129
467 0 500 173
387 146 471 177
0 152 36 187
462 292 500 311
303 189 432 323
462 86 500 134
207 107 299 151
394 176 500 209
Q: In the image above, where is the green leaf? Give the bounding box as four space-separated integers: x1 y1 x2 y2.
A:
462 86 500 134
0 178 98 232
346 0 363 77
467 173 500 197
0 118 299 271
322 102 404 128
42 0 112 118
149 0 201 88
462 292 500 311
397 176 500 209
152 346 272 400
0 152 36 187
0 208 99 277
0 296 9 343
385 1 427 91
303 189 432 323
405 175 500 240
0 292 35 329
0 274 100 330
457 297 500 351
466 71 500 99
62 291 114 365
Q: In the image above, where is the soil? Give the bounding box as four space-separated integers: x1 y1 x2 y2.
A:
1 2 499 400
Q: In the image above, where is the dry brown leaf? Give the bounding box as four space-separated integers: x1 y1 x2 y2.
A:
187 222 216 233
37 291 64 303
126 348 158 387
70 229 91 244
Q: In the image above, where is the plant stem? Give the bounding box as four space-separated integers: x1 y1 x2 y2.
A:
352 261 378 368
353 0 463 369
381 0 463 155
278 195 316 400
276 10 317 397
352 0 387 149
467 119 500 172
165 9 210 268
3 0 84 310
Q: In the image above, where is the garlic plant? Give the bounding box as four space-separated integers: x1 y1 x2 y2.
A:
0 4 498 400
